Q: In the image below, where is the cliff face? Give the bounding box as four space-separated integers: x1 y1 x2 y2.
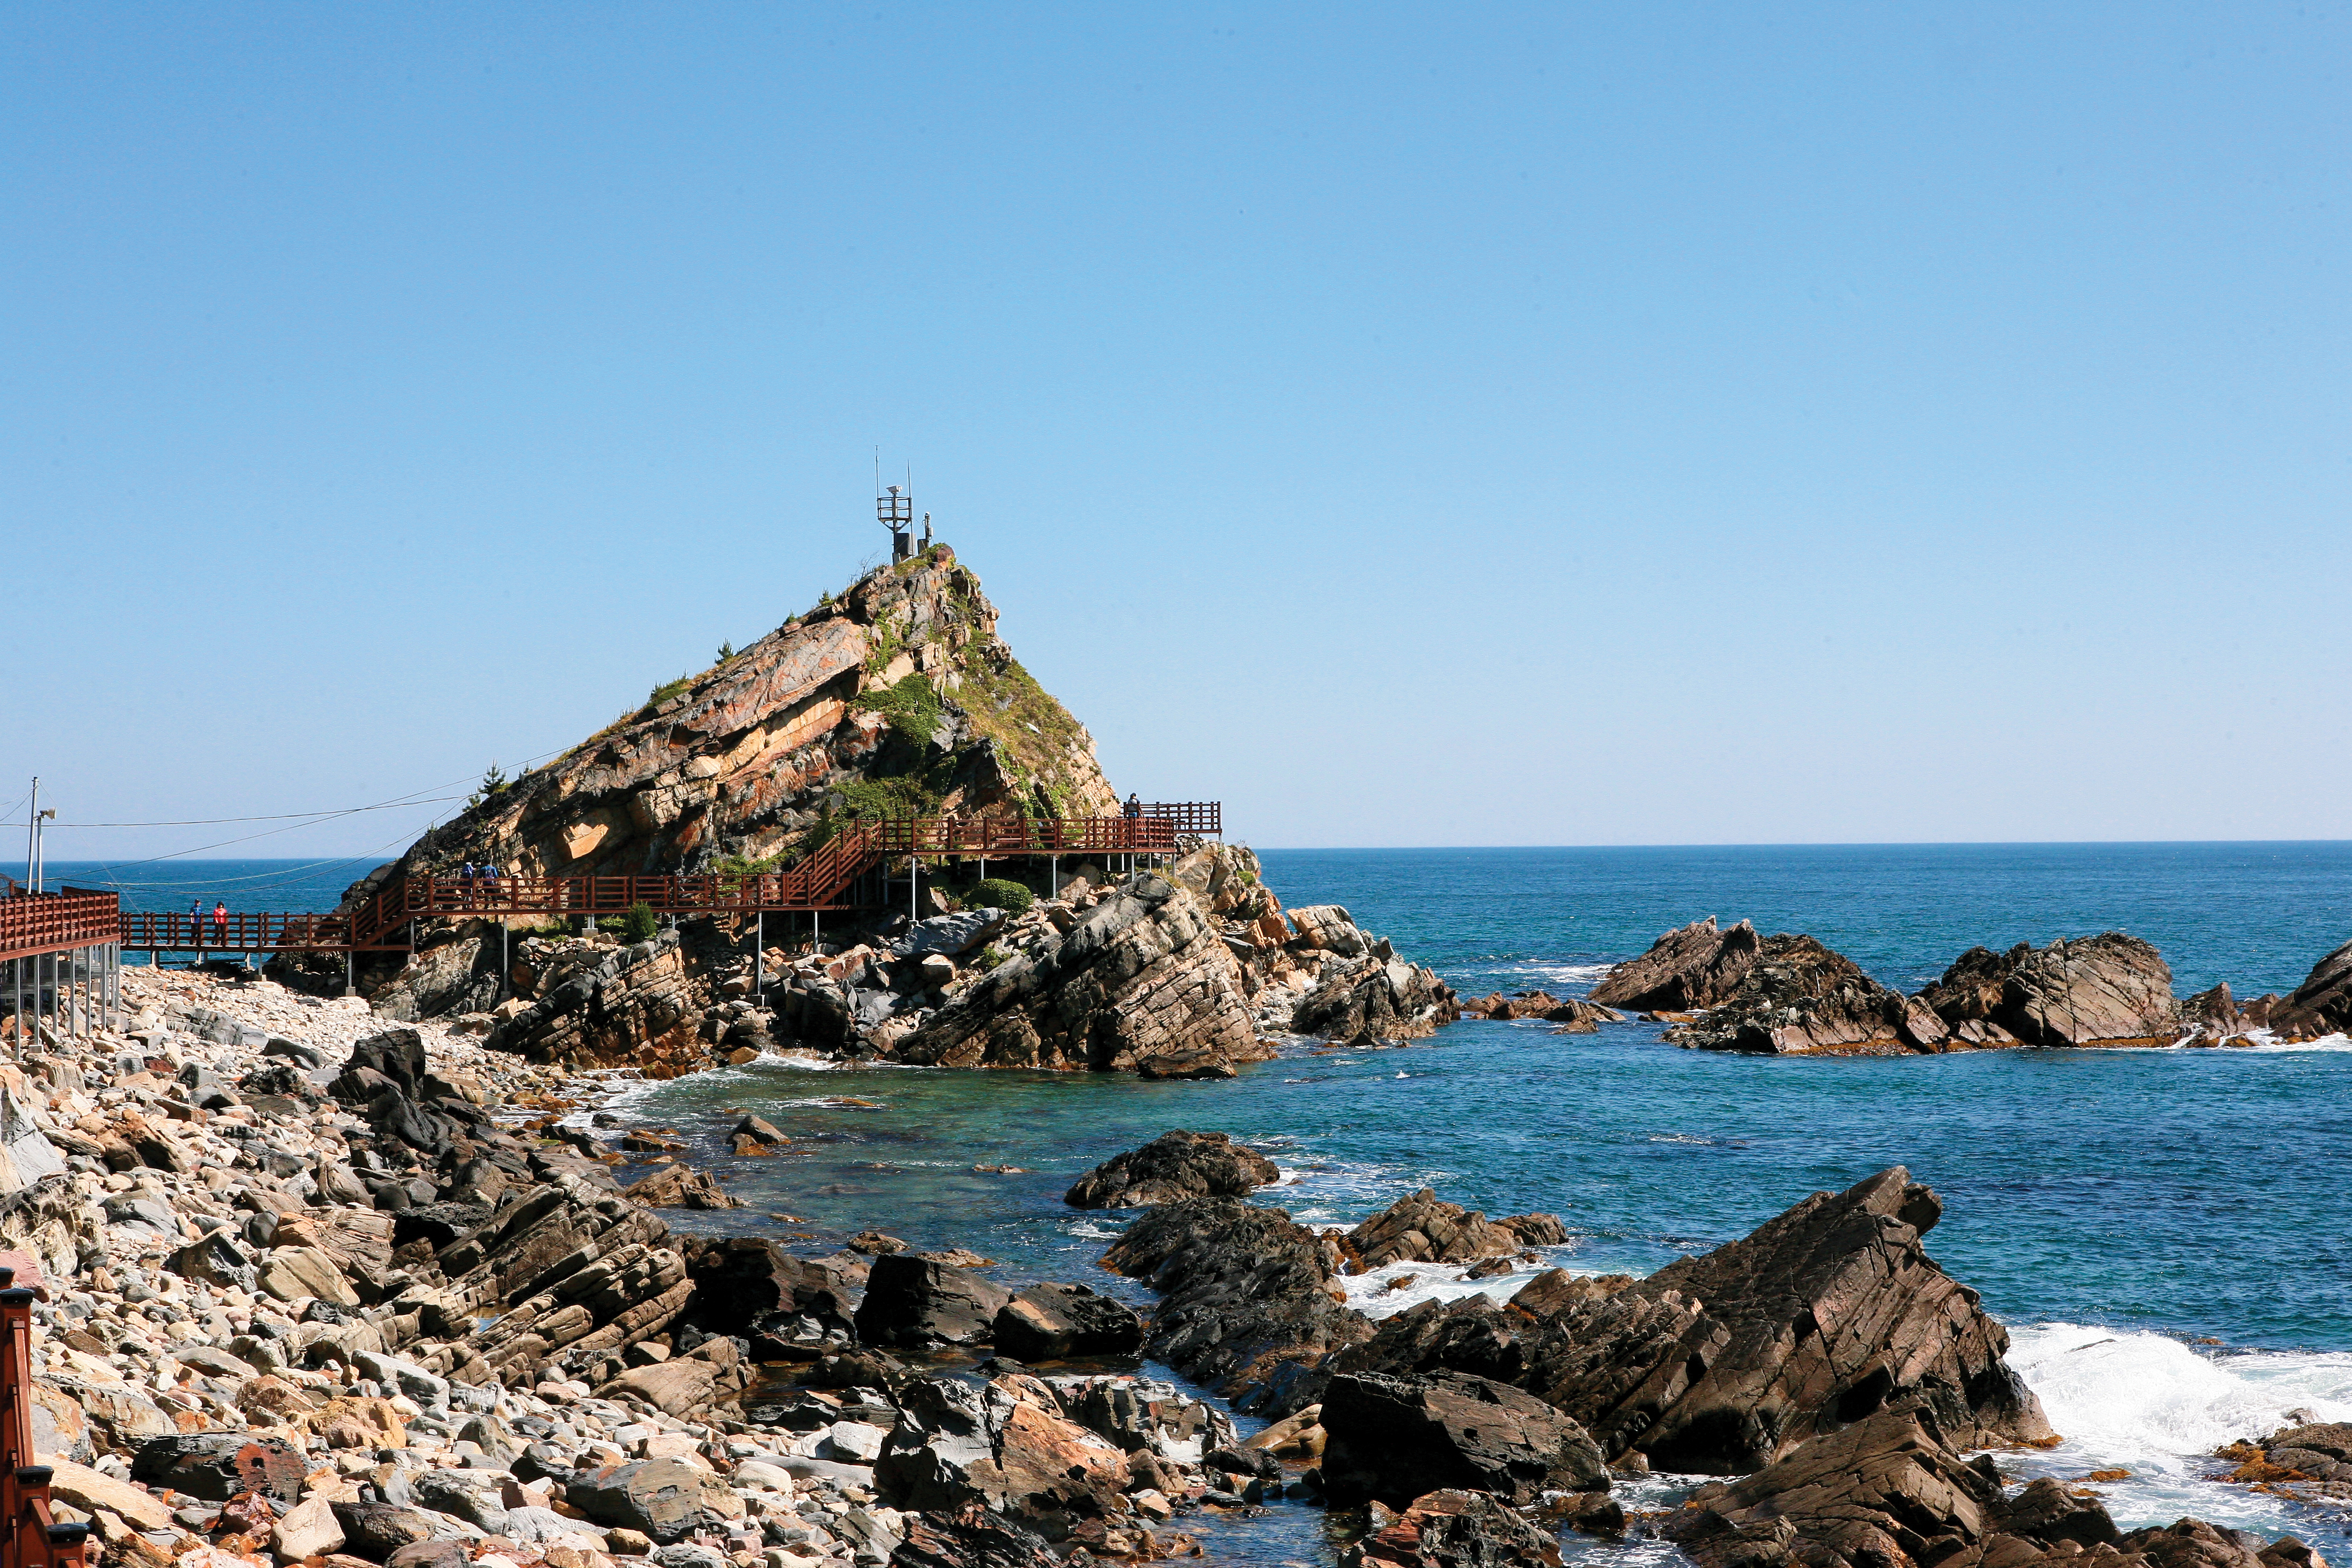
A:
354 544 1117 896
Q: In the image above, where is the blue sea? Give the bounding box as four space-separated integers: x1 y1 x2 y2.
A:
32 846 2352 1559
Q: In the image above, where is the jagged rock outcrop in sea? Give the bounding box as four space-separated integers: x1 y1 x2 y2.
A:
1588 917 1763 1011
1328 1166 2053 1473
1666 935 1952 1055
1063 1130 1281 1209
1919 932 2180 1046
2266 936 2352 1040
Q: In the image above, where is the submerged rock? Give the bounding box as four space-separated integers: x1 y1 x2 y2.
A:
1062 1130 1280 1209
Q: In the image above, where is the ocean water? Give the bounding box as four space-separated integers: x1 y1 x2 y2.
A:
589 843 2352 1560
34 846 2352 1558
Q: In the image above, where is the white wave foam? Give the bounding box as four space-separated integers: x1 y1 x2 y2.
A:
2246 1032 2352 1053
1335 1254 1599 1320
2005 1323 2352 1536
1495 961 1614 986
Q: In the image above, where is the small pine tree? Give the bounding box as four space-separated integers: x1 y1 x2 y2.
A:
716 640 735 662
622 901 660 942
480 761 509 796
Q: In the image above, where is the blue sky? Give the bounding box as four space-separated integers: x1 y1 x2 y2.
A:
3 3 2345 865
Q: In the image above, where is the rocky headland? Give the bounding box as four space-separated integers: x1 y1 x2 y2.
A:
265 547 1454 1081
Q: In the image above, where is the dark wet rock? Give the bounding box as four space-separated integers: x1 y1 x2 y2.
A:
1588 918 1762 1011
1343 1489 1565 1568
681 1236 866 1354
567 1456 743 1543
1343 1189 1564 1271
1669 935 1951 1056
855 1254 1014 1349
1919 933 2179 1046
991 1284 1143 1361
1098 1196 1371 1415
1062 1130 1280 1209
2219 1422 2352 1487
328 1500 440 1562
1319 1369 1607 1507
1332 1167 2049 1474
2267 937 2352 1040
890 1503 1061 1568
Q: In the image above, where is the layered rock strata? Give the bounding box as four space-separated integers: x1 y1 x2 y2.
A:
1063 1130 1282 1209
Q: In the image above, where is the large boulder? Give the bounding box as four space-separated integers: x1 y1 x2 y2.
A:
2267 937 2352 1040
1319 1369 1607 1507
2219 1421 2352 1486
1343 1189 1564 1271
991 1284 1143 1361
873 1377 1131 1530
854 1254 1013 1349
567 1456 744 1543
1331 1167 2053 1474
1668 935 1954 1056
1588 917 1763 1010
1099 1197 1371 1414
131 1433 305 1503
1919 933 2179 1046
897 874 1273 1076
1062 1130 1280 1209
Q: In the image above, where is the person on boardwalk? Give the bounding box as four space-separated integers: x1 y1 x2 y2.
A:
211 900 228 943
1123 793 1142 819
459 861 476 908
482 861 501 900
188 898 205 946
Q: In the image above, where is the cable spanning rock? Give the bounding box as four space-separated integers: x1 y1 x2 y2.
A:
1063 1130 1281 1209
1333 1166 2053 1473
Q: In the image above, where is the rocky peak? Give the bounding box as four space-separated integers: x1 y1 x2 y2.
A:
354 544 1119 894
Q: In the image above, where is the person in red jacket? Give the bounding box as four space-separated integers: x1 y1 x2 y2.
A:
212 901 228 943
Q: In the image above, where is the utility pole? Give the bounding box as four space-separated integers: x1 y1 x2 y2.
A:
23 780 34 894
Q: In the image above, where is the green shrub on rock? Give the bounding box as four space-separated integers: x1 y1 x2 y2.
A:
968 878 1034 914
623 901 660 942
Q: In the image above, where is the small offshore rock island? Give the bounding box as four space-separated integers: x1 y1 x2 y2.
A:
0 542 2341 1568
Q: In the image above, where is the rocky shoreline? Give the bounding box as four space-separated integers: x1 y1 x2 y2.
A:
0 961 2333 1568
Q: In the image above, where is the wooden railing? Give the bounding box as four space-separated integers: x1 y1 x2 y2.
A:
116 807 1217 954
0 888 120 965
0 1263 88 1568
